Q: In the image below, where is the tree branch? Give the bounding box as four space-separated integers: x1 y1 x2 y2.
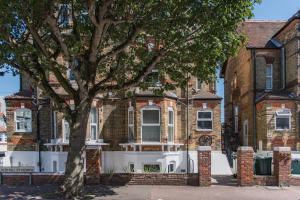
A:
89 50 165 96
97 24 142 63
45 15 70 61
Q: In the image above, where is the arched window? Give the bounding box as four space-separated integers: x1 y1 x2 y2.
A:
15 108 32 132
128 107 134 142
141 106 160 142
168 107 174 142
89 107 98 141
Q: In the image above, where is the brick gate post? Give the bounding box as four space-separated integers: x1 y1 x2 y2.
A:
86 149 101 184
237 146 254 186
198 146 211 186
273 147 291 187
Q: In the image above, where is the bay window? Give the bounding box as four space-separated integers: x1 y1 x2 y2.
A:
275 109 291 130
142 107 160 142
168 107 174 142
197 110 213 131
128 107 134 142
89 107 98 141
15 108 32 132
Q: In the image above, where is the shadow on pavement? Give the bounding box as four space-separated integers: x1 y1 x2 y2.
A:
0 185 120 199
212 175 238 186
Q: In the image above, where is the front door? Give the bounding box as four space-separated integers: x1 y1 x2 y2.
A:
243 120 248 146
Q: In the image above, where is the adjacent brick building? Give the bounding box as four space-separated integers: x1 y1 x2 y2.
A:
221 11 300 151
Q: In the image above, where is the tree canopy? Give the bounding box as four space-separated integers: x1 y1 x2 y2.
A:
0 0 259 198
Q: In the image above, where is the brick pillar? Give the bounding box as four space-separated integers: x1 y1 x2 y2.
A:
237 146 254 186
198 146 211 186
86 149 101 184
273 147 291 187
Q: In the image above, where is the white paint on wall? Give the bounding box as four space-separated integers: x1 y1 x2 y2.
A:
0 150 232 175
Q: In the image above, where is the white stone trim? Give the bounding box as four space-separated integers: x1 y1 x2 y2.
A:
273 147 291 152
198 146 211 151
237 146 253 151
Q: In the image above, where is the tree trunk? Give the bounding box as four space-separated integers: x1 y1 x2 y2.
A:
62 105 90 199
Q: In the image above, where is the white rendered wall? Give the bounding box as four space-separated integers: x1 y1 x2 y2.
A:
0 150 232 175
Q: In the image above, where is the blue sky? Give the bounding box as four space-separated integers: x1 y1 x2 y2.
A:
1 1 300 121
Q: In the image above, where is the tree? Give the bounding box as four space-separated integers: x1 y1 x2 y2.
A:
0 0 259 198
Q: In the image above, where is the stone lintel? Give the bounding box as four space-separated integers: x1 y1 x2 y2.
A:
198 146 211 151
237 146 253 151
273 147 291 152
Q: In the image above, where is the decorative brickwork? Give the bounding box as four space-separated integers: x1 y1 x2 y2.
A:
198 146 211 186
237 146 254 186
85 149 101 184
273 147 291 187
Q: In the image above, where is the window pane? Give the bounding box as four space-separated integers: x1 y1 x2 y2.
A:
128 126 134 142
197 121 212 130
91 125 97 140
144 164 160 172
64 121 70 140
276 117 290 129
168 126 174 142
198 112 211 119
197 79 202 90
90 108 97 123
128 110 134 125
266 65 272 76
168 110 174 125
266 78 272 89
143 110 159 124
142 126 160 142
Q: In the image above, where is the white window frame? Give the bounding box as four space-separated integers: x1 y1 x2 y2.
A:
265 64 273 91
196 78 202 90
196 110 213 131
168 107 174 142
141 106 161 142
89 107 98 141
275 109 291 131
14 108 32 132
62 118 70 143
128 107 134 142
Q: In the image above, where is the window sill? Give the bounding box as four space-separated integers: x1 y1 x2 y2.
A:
196 129 213 132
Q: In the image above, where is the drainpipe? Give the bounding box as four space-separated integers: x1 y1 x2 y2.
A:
36 95 42 172
280 47 286 89
252 50 257 151
186 76 189 174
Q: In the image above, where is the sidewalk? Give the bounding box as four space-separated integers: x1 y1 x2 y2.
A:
0 184 300 200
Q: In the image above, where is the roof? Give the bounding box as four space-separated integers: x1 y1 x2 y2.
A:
255 90 300 103
5 90 33 100
220 20 286 78
192 90 222 100
241 20 286 48
273 9 300 38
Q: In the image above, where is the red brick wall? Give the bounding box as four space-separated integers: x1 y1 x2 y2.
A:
198 146 211 186
273 147 291 186
253 175 276 186
2 174 30 185
237 147 254 186
85 149 101 184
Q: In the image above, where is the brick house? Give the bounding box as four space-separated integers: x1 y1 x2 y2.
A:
0 3 230 175
221 11 300 151
1 72 223 174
